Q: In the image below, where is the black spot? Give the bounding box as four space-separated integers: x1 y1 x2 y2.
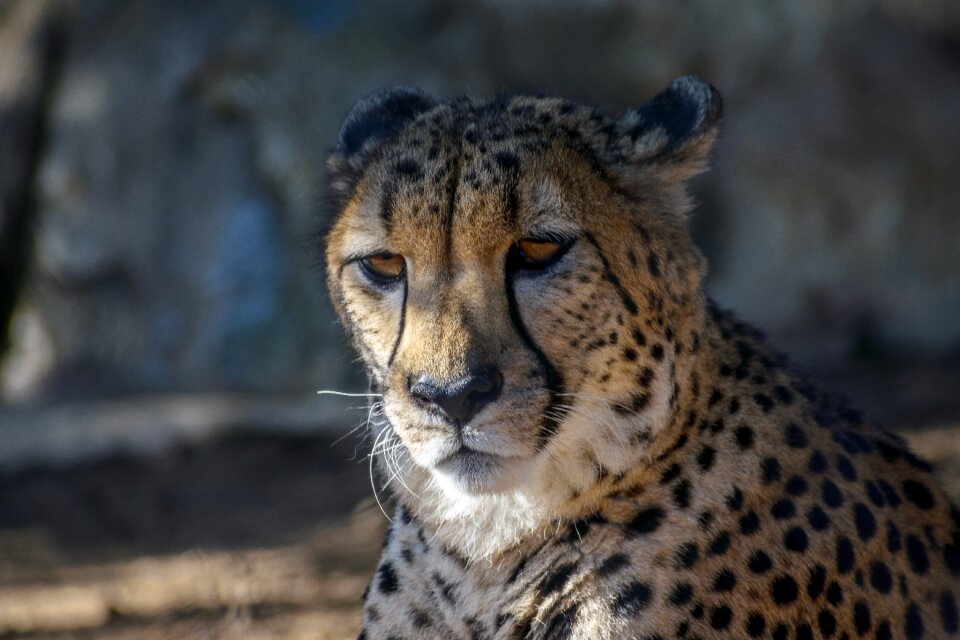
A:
377 562 399 594
627 506 665 535
507 556 528 584
754 393 774 412
797 622 815 640
673 479 691 509
902 480 935 510
697 447 716 472
411 608 432 629
836 537 855 574
865 480 886 507
786 475 808 496
807 506 830 531
854 601 872 635
613 581 652 617
771 575 799 605
708 531 731 556
493 150 519 172
826 581 843 605
669 582 693 606
818 610 837 637
676 542 698 568
594 554 627 580
876 620 893 640
941 591 959 634
622 347 638 361
740 511 760 535
807 564 827 599
541 563 576 596
946 543 960 576
785 423 808 448
808 450 828 473
746 613 766 637
771 499 796 520
886 520 902 553
905 602 924 639
773 385 794 405
748 550 772 574
772 623 789 640
632 328 647 346
728 397 741 414
761 457 781 483
784 527 809 552
651 344 665 361
432 572 457 605
735 426 755 449
544 604 579 640
659 463 681 484
647 253 661 277
822 479 844 508
710 605 733 630
878 479 902 506
727 487 745 511
713 569 736 592
869 561 892 593
905 534 929 575
854 503 877 541
836 454 857 481
708 389 723 406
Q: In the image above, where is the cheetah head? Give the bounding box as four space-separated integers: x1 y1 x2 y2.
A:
325 78 720 515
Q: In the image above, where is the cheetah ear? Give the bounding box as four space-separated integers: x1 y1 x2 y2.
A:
327 86 436 204
617 76 722 179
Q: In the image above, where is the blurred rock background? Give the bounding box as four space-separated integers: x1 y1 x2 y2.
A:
3 0 960 409
0 0 959 638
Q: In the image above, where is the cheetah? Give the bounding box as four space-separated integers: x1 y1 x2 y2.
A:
323 77 959 639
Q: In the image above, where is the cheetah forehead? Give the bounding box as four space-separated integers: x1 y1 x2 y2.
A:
326 77 723 236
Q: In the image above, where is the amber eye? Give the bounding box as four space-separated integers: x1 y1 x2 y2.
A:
359 253 405 285
510 238 571 271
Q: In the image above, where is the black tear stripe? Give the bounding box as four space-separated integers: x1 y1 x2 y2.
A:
387 276 408 368
584 232 639 316
505 270 566 448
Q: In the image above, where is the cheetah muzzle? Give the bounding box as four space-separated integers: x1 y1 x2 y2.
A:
324 77 960 639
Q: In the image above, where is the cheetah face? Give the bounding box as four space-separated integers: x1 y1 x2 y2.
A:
325 80 720 496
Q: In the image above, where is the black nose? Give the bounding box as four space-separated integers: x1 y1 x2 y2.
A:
408 366 504 425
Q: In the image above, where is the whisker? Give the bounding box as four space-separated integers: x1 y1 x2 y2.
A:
317 389 384 398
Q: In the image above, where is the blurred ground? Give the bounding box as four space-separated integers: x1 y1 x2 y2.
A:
0 361 958 639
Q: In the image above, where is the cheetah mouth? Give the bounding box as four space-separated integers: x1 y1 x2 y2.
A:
436 446 499 469
433 446 525 494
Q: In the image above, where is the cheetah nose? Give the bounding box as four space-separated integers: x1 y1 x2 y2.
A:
408 366 504 425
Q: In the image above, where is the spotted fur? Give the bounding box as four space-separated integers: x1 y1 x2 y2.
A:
324 78 960 639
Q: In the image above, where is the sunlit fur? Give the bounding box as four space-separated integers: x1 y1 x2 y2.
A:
325 82 959 640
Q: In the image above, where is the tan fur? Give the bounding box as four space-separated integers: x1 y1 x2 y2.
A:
325 81 960 639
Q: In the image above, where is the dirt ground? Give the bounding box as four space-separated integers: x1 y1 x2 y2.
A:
1 360 959 639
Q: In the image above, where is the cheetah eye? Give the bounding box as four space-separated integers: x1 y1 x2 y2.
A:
358 252 405 286
509 238 573 272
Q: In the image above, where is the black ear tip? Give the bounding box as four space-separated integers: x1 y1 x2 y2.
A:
338 86 435 155
668 75 723 127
